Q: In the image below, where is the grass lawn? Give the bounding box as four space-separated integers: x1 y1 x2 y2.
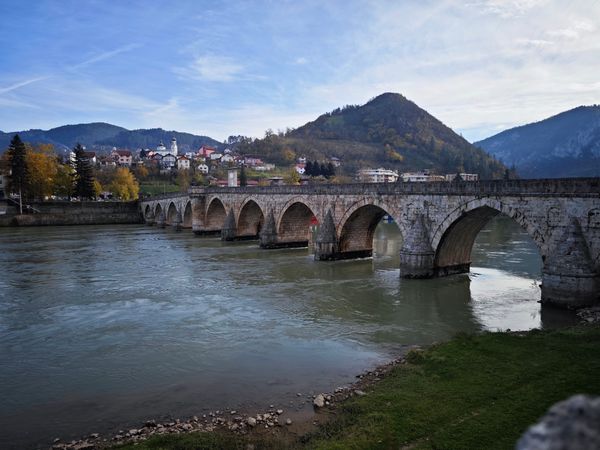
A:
139 182 182 196
114 325 600 450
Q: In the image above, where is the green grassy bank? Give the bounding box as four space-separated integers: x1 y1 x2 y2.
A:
115 325 600 450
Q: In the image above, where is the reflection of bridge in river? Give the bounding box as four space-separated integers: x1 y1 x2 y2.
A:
140 179 600 309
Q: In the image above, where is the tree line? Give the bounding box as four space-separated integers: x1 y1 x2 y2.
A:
2 135 139 202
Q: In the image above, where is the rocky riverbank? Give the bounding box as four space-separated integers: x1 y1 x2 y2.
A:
49 310 600 450
49 349 417 450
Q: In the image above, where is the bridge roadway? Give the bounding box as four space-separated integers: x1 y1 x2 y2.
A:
140 178 600 309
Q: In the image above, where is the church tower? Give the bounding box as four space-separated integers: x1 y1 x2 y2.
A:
170 137 178 156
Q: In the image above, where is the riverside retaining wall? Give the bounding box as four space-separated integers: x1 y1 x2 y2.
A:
0 201 142 226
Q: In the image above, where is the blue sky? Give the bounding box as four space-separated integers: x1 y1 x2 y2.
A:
0 0 599 142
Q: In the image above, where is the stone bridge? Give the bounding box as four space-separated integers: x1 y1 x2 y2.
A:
140 178 600 309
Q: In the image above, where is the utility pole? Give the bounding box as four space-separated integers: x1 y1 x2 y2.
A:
19 186 23 215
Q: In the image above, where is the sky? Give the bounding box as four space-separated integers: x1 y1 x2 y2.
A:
0 0 599 142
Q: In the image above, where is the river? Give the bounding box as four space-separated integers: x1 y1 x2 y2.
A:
0 216 577 448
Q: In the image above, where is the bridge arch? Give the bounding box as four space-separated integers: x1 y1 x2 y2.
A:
166 202 179 225
144 204 152 220
183 201 192 228
237 198 264 238
338 199 402 256
431 198 545 275
154 203 163 218
277 199 318 246
205 197 227 231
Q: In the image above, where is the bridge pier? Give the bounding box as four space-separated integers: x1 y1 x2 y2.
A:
145 211 155 226
541 218 600 308
221 209 237 241
314 211 339 260
399 214 436 278
156 210 166 228
172 211 182 231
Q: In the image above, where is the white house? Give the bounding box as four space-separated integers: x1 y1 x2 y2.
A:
162 154 177 169
445 173 479 182
177 155 191 170
210 152 223 161
197 163 209 174
358 168 399 183
401 171 445 182
221 154 235 164
111 150 132 166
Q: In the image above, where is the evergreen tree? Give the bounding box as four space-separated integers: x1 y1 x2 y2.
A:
7 134 29 199
239 164 248 187
73 143 96 199
305 160 313 177
319 162 327 177
326 162 335 178
313 161 322 176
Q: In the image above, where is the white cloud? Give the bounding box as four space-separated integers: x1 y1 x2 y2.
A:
174 55 244 82
469 0 547 18
294 57 308 65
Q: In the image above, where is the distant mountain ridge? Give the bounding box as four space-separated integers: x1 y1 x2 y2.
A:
475 106 600 178
238 92 506 178
0 123 222 154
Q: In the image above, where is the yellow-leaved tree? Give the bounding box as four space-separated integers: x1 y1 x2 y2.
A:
53 163 75 198
26 144 59 200
109 168 139 200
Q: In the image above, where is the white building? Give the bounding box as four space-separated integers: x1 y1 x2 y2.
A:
401 171 445 182
221 154 235 164
162 154 177 169
197 163 209 174
358 168 399 183
445 173 479 182
156 141 168 156
177 155 190 170
170 137 178 156
0 173 7 199
210 152 223 161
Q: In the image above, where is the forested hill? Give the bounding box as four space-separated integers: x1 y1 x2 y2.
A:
475 105 600 178
0 123 222 153
237 93 507 178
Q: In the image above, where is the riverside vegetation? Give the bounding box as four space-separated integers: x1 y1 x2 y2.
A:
55 323 599 450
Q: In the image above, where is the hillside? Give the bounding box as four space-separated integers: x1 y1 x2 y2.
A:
0 123 222 153
237 93 506 179
475 106 600 178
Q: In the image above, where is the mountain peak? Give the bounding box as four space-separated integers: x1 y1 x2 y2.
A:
476 106 600 177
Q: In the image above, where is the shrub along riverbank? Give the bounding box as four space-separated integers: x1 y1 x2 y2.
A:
113 325 600 450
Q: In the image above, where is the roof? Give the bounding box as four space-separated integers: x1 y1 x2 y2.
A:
115 150 132 157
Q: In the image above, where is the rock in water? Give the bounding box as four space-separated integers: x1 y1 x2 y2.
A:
247 417 257 427
516 395 600 450
313 394 325 408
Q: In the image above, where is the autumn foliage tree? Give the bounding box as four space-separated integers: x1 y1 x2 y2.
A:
26 144 59 200
109 167 139 200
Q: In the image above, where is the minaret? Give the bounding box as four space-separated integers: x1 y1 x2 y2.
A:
170 137 178 156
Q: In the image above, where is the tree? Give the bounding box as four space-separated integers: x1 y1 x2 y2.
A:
73 144 96 199
7 134 28 203
109 167 139 200
26 145 59 200
283 168 301 185
176 169 191 192
53 163 75 198
239 164 248 187
325 162 335 178
305 160 313 177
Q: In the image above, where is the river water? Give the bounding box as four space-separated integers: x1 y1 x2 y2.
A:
0 216 577 448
